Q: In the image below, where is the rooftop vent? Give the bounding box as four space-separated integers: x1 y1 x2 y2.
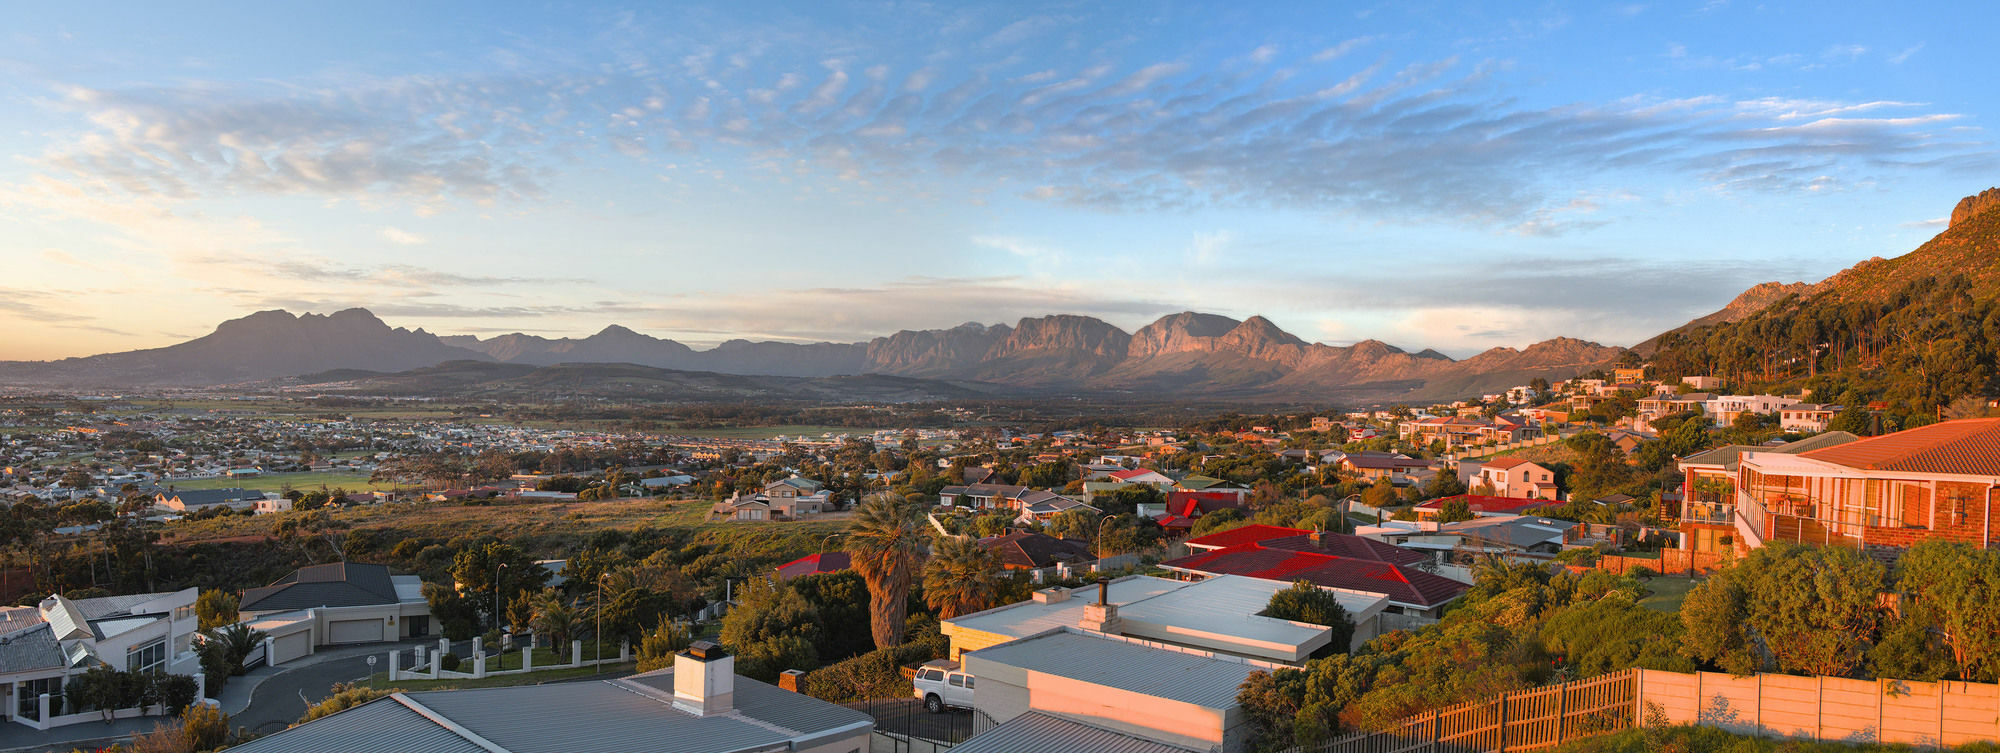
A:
674 640 735 716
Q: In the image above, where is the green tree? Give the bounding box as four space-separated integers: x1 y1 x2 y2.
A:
1435 498 1474 524
635 619 691 672
922 537 1002 619
528 589 581 648
844 495 929 649
1261 581 1354 657
1894 539 2000 681
718 579 822 680
194 590 239 631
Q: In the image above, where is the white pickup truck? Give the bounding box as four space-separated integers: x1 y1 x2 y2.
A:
912 660 975 713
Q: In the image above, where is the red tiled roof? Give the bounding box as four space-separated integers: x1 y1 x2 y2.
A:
1799 417 2000 476
1258 533 1431 567
1480 457 1536 470
1162 542 1465 608
1184 524 1310 550
776 552 850 580
1413 495 1548 514
1166 490 1251 518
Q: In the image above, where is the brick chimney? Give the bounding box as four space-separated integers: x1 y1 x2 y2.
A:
1079 577 1122 634
673 641 735 716
777 668 806 693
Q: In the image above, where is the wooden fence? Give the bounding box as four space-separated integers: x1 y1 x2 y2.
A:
1290 670 1638 753
1597 549 1725 576
1282 669 2000 753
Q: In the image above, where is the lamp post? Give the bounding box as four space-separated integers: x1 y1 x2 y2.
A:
820 532 845 554
1094 515 1115 559
596 573 607 674
494 562 508 637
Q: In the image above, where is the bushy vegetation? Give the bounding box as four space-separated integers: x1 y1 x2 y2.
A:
1237 561 1690 751
1556 724 2000 753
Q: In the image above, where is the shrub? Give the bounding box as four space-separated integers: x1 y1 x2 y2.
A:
299 683 397 724
439 653 461 672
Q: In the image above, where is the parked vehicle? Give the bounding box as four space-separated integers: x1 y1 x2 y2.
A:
912 660 975 713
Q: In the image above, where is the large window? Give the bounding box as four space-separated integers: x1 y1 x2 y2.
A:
17 677 63 719
128 639 167 675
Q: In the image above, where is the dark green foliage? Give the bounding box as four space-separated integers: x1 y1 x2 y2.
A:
1261 580 1355 658
1678 543 1885 678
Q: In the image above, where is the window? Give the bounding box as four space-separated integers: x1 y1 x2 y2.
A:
173 604 197 622
948 675 965 688
919 669 944 682
18 676 63 719
963 676 975 689
128 639 167 675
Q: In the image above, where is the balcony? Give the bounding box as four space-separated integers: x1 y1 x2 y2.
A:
1680 502 1734 527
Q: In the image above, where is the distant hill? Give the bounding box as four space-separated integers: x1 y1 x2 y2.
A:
0 307 1624 403
1645 187 2000 413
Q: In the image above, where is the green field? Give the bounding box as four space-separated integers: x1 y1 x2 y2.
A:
167 471 412 493
1638 576 1699 613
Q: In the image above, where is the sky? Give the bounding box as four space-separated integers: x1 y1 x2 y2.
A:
2 1 1995 361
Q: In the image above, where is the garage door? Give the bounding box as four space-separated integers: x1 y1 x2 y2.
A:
328 619 384 644
271 630 312 664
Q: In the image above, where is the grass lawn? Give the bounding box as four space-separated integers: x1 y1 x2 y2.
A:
1637 576 1700 613
167 471 413 494
487 641 619 671
362 662 636 691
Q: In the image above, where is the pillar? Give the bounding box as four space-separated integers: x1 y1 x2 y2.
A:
474 651 487 679
388 651 401 682
472 636 483 659
620 641 630 662
522 646 533 672
263 637 276 667
194 673 205 702
571 640 582 667
38 694 50 726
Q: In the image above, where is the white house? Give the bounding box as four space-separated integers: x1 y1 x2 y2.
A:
237 563 432 658
0 589 202 725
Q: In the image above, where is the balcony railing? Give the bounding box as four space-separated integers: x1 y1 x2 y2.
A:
1680 503 1734 526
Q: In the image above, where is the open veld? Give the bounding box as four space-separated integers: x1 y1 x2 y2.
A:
165 471 413 494
668 424 877 440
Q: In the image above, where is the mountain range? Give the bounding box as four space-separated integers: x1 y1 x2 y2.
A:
0 307 1622 403
11 188 1996 405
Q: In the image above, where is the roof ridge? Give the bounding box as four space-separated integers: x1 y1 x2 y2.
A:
391 694 512 753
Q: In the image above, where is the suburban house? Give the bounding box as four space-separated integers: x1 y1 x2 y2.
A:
942 574 1384 663
0 589 202 725
1779 404 1842 433
957 628 1267 753
1161 528 1467 617
1723 418 2000 555
1360 516 1580 568
1013 492 1098 524
711 481 830 521
1468 458 1559 500
1706 395 1801 427
1149 490 1253 533
1635 393 1714 432
236 563 432 657
153 487 265 513
774 552 850 581
223 643 873 753
1673 432 1861 556
939 483 1032 510
980 532 1097 571
1336 451 1432 482
1411 494 1552 520
1106 468 1174 488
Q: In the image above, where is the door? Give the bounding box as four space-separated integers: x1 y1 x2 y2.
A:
272 630 312 664
328 619 384 644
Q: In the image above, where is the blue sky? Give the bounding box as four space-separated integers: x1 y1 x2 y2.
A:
2 1 1993 360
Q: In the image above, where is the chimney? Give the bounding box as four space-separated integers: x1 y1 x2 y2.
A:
1309 529 1326 546
1080 578 1121 635
673 641 735 716
777 669 806 693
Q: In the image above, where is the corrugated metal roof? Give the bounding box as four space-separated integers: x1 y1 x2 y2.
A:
0 624 65 674
965 630 1256 709
948 577 1186 638
952 712 1197 753
242 563 403 612
407 677 848 753
222 696 488 753
625 669 874 736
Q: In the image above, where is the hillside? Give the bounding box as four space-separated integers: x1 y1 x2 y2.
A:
1646 188 2000 416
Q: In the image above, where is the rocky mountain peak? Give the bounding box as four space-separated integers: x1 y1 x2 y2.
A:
1951 188 2000 229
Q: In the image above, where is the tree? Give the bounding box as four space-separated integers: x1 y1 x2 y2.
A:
1044 508 1098 541
718 578 822 680
200 623 270 677
1894 539 2000 681
528 589 582 648
450 542 545 631
922 537 1002 619
636 619 691 672
845 495 928 649
1360 478 1396 509
1261 581 1354 657
1680 543 1885 677
1435 498 1474 524
194 590 239 631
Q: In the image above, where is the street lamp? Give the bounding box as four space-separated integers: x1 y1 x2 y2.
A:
1094 516 1115 559
820 532 845 554
494 562 509 637
596 573 608 675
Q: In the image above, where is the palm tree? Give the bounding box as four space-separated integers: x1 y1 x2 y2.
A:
922 536 1001 619
529 589 581 648
845 494 929 649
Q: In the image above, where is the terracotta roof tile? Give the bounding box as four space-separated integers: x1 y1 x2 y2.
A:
1800 418 2000 476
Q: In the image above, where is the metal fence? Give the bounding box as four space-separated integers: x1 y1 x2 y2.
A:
1286 670 1639 753
844 697 998 751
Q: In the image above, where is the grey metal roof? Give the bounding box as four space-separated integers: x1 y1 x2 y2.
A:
222 696 488 753
627 669 874 736
241 562 402 611
953 712 1197 753
964 630 1257 709
406 682 786 753
73 591 176 619
0 624 64 674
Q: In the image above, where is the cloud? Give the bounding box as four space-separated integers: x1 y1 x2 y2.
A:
1889 43 1925 65
380 227 426 245
1901 216 1947 228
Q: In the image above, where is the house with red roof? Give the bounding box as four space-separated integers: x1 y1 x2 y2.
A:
1410 494 1550 521
775 552 851 580
1161 529 1465 616
1728 418 2000 553
1468 457 1559 500
1106 468 1173 487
